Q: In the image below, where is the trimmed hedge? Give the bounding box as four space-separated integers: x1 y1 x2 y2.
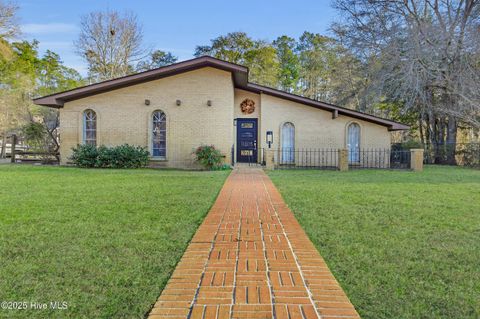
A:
70 144 149 168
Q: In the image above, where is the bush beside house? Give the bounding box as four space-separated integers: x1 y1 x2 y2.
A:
71 144 149 168
193 145 226 170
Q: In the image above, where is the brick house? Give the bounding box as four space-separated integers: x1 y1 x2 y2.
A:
34 56 408 168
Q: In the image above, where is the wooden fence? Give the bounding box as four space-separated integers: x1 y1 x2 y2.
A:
0 134 59 164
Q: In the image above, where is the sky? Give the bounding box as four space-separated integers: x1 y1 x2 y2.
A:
18 0 338 76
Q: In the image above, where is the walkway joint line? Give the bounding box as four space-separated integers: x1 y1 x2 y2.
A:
260 176 322 319
256 176 277 319
186 187 234 319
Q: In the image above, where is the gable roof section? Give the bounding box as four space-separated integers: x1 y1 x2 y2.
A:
33 57 248 108
33 56 409 131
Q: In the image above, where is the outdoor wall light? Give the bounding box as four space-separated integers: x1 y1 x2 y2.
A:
176 99 181 106
207 100 212 106
144 99 150 105
266 131 273 148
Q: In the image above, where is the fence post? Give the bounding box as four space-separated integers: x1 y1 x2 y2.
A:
410 149 424 172
265 149 275 170
338 148 349 171
10 134 17 163
1 134 6 158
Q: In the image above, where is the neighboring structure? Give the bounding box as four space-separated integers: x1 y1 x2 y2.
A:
34 56 409 168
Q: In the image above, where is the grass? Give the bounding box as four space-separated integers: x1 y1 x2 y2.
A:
0 165 229 319
268 166 480 319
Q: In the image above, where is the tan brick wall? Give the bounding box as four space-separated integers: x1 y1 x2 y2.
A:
60 67 234 168
59 66 393 169
260 94 391 166
233 89 261 162
234 89 261 119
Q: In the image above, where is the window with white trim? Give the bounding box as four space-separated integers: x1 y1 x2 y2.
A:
281 122 295 163
347 123 360 163
83 109 97 146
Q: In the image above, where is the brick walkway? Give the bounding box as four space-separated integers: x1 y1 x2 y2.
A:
148 168 360 319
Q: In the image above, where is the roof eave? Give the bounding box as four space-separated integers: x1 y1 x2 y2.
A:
33 56 248 108
33 96 63 108
32 56 410 131
244 83 410 131
388 124 411 131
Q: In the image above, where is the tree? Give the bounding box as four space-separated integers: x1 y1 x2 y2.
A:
195 32 254 63
1 40 83 158
195 32 279 87
0 0 18 59
273 36 300 92
136 50 178 71
75 10 145 82
332 0 480 164
0 2 81 158
295 31 363 108
0 40 37 157
244 41 279 87
0 0 17 38
37 50 83 96
35 49 83 155
194 31 365 106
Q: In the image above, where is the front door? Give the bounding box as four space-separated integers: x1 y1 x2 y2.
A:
236 118 258 163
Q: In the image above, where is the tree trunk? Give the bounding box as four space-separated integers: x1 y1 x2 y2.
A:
425 112 433 163
418 111 425 145
433 117 442 164
446 117 457 165
0 132 6 158
434 117 448 164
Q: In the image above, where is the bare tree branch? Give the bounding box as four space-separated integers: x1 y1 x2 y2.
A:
75 10 146 82
0 0 19 39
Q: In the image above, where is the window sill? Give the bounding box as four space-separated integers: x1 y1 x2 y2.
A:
150 157 168 162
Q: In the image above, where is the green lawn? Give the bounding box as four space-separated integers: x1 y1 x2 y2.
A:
0 165 229 319
268 166 480 319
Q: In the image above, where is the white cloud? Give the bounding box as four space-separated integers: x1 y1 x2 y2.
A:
21 23 78 35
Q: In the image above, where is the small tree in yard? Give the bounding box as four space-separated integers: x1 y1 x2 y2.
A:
22 121 58 163
194 145 224 170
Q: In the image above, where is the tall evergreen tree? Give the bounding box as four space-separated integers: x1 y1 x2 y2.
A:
195 32 279 87
273 36 300 92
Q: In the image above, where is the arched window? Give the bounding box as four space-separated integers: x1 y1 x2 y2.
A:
347 123 360 163
152 110 166 158
83 109 96 146
281 122 295 163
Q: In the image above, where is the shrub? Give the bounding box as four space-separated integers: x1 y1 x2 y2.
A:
457 143 480 168
193 145 224 170
392 140 423 150
70 144 98 167
396 139 423 150
71 144 149 168
101 144 150 168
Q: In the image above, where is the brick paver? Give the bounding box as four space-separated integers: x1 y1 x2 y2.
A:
148 168 360 319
